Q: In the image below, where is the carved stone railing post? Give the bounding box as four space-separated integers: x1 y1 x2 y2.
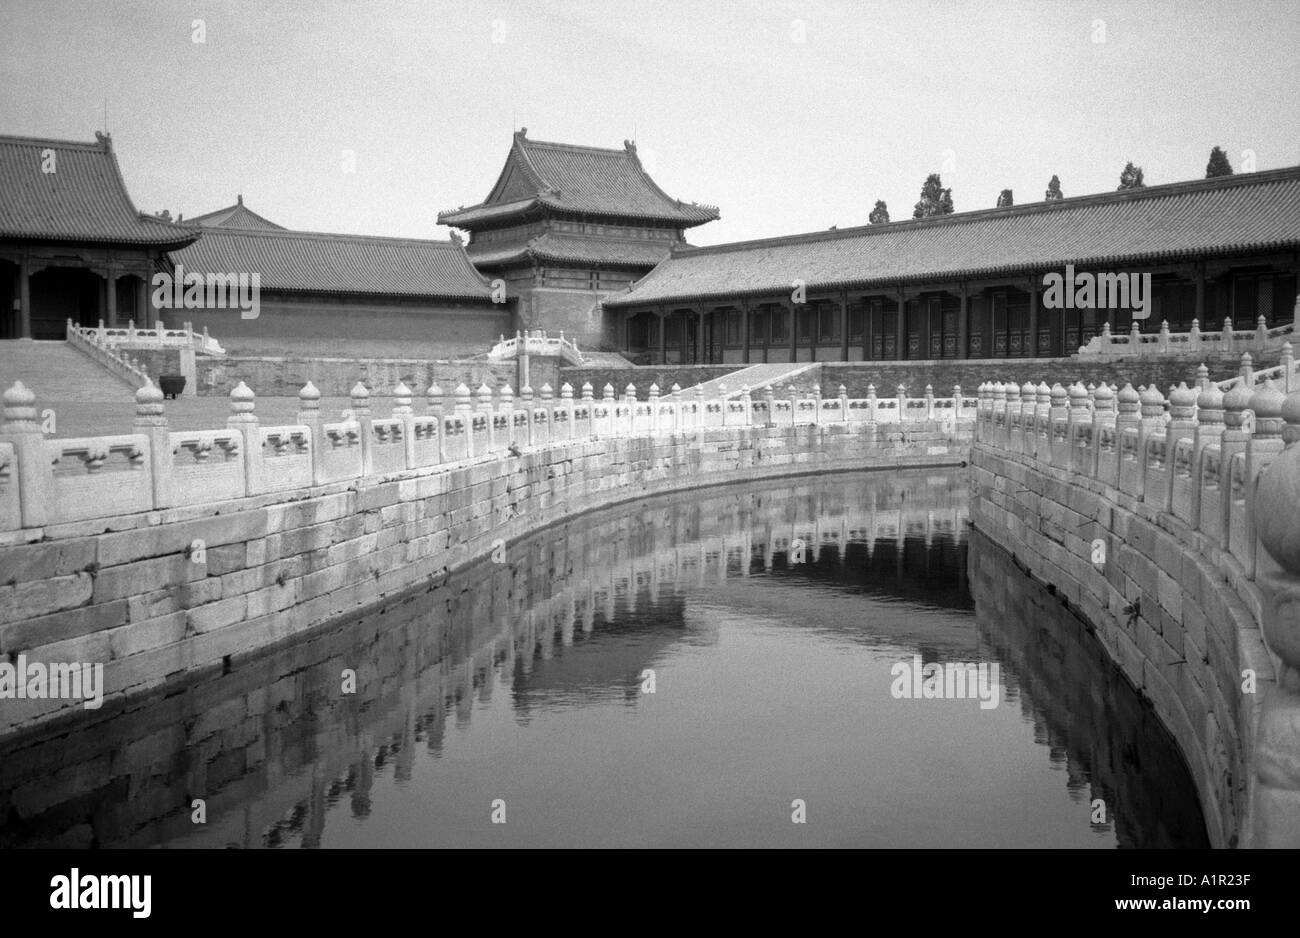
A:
990 382 1007 448
1190 384 1225 529
624 383 637 436
1048 383 1069 468
561 382 575 441
391 381 415 467
227 381 261 494
1250 387 1300 846
134 380 170 508
1237 382 1288 577
297 380 327 485
1066 382 1092 476
763 385 776 428
520 384 535 446
455 382 473 458
648 383 661 434
1003 381 1022 453
866 383 878 426
1019 382 1036 454
426 381 443 419
1090 383 1116 476
1 381 47 526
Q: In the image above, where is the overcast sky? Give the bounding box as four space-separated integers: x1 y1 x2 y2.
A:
3 0 1297 245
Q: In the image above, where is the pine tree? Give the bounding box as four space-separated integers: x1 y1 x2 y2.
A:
1044 175 1063 200
1117 162 1146 190
869 200 890 224
996 189 1014 207
1206 146 1234 178
913 174 954 218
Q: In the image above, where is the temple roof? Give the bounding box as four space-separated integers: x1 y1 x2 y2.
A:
605 166 1300 307
188 195 286 230
439 130 719 229
467 232 678 269
170 227 497 301
0 133 199 248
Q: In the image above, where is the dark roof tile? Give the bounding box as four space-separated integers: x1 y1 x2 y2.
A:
606 167 1300 306
0 133 199 248
440 131 719 228
188 197 286 231
170 227 496 301
468 232 678 268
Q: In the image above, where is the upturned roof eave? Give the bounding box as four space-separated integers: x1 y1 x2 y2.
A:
0 227 200 251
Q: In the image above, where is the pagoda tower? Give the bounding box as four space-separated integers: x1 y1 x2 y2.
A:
439 129 718 348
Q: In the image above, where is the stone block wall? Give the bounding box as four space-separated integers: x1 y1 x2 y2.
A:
0 419 972 741
969 443 1270 847
197 358 518 397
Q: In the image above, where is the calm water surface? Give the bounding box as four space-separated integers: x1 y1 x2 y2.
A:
0 469 1208 848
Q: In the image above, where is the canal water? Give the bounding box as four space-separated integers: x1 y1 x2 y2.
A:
0 468 1208 848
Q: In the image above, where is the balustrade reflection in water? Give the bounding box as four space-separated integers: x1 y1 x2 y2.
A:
0 469 1205 848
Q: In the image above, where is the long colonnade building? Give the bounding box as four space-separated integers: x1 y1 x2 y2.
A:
602 167 1300 364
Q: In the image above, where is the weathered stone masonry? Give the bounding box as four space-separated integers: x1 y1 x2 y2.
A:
969 371 1300 849
0 378 972 741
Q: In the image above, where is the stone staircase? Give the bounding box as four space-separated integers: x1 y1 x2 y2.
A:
664 362 819 399
0 340 138 406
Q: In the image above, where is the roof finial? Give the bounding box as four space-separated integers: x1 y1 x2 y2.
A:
237 193 243 205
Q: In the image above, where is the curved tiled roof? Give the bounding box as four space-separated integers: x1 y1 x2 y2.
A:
0 133 199 248
170 227 497 301
440 130 719 228
188 196 286 230
468 232 678 268
605 166 1300 307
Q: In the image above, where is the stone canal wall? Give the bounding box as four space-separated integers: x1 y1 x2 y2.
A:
0 377 973 740
968 374 1300 849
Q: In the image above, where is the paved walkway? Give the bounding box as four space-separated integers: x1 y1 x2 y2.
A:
0 341 371 438
0 340 137 402
664 362 819 398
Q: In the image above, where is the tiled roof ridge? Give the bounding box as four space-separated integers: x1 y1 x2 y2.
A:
192 223 470 249
516 131 635 158
0 132 201 246
673 164 1300 260
440 131 719 225
187 198 286 230
511 130 557 194
0 132 115 152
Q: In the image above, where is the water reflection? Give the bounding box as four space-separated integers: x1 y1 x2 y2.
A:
0 470 1206 848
